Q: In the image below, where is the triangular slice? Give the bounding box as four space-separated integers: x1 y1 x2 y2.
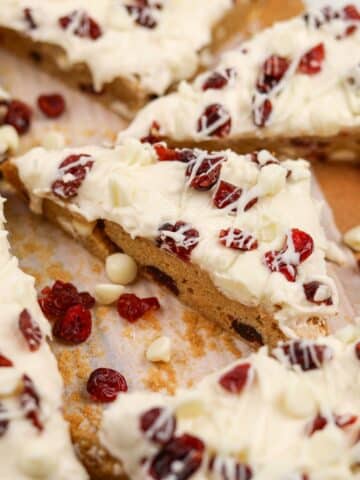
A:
0 195 88 478
0 0 262 115
4 139 340 346
100 326 360 479
121 3 360 160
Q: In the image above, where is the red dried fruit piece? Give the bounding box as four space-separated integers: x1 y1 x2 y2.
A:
156 221 200 262
87 367 128 402
149 433 205 480
264 229 314 282
0 354 13 367
274 340 333 371
38 93 66 118
186 154 224 191
219 228 258 251
303 281 333 306
126 1 161 29
298 43 325 75
140 407 176 445
19 309 42 352
53 304 92 344
213 180 242 211
343 4 360 20
38 280 95 321
256 55 290 94
59 10 102 40
20 374 43 431
291 228 314 263
117 293 160 323
202 68 236 91
219 363 253 394
0 402 9 437
0 99 32 135
208 456 253 480
51 153 94 199
356 342 360 360
141 121 163 144
23 8 37 29
307 413 328 436
154 143 182 161
335 413 358 429
252 97 273 128
197 104 232 138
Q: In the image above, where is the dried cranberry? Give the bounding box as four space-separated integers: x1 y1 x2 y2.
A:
256 55 290 94
59 10 102 40
208 456 253 480
154 144 181 161
219 363 253 394
140 407 176 444
87 367 128 402
213 180 242 211
117 293 160 323
0 354 13 367
202 68 236 91
0 403 9 437
335 413 358 429
307 413 328 436
264 229 314 282
51 154 93 199
18 309 42 352
20 375 43 431
298 43 325 75
37 93 66 118
53 304 92 344
343 4 360 20
0 99 32 135
197 104 231 138
356 342 360 360
252 97 273 128
156 222 199 262
149 434 204 480
141 121 163 144
274 341 333 371
291 228 314 262
219 228 258 251
39 280 95 321
185 154 224 191
23 8 37 29
303 281 333 305
126 1 160 29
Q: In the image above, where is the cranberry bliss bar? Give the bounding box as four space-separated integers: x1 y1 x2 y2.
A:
100 326 360 480
4 139 339 346
121 3 360 160
0 0 249 116
0 194 88 479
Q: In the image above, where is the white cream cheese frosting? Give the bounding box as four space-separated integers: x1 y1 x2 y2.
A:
0 197 88 479
13 138 339 337
100 325 360 480
0 0 232 95
121 2 360 142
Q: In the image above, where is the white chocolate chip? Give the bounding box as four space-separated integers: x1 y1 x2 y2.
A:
335 324 360 343
281 378 317 418
0 125 19 155
325 242 347 266
105 253 138 285
94 283 125 305
146 336 172 363
343 225 360 252
307 426 346 467
41 131 66 150
72 219 96 237
257 164 287 196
